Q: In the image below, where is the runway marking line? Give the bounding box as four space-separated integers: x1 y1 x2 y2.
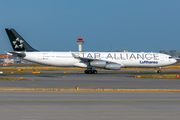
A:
0 99 180 102
0 88 180 91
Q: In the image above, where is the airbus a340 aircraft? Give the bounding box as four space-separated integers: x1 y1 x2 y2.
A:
5 28 177 74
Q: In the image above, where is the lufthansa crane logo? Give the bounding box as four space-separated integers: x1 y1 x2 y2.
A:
13 38 24 48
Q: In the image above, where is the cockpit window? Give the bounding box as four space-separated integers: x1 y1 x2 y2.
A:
169 57 173 59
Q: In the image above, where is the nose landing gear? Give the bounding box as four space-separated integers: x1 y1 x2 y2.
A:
157 67 161 73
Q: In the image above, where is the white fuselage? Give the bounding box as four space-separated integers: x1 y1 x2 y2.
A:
23 52 177 68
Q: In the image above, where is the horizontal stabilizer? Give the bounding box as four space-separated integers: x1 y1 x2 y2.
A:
7 51 26 58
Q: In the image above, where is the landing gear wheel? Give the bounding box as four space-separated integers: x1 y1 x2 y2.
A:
157 67 161 74
84 70 88 74
157 70 161 73
93 70 97 74
88 70 92 74
84 70 97 74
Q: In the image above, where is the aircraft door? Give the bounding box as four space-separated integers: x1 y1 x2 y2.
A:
160 55 165 61
38 53 43 60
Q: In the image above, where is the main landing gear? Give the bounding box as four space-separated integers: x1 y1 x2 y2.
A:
84 70 97 74
157 67 161 73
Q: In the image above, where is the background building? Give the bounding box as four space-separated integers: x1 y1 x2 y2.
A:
159 50 180 58
0 54 31 65
159 50 180 62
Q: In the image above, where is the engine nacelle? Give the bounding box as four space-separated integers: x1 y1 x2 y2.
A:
105 64 121 70
90 61 106 68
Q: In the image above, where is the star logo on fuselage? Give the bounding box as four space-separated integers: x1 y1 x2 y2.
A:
13 38 24 48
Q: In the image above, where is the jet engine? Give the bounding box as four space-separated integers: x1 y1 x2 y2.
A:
90 61 106 68
105 64 121 70
90 61 121 70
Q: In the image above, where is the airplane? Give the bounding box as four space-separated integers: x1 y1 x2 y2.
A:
5 28 177 74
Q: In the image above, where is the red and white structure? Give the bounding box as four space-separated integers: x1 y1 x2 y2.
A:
76 37 84 52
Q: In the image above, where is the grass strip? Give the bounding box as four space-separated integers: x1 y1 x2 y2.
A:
136 74 180 79
0 77 20 80
0 77 34 81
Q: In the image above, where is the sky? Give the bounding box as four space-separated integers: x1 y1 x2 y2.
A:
0 0 180 53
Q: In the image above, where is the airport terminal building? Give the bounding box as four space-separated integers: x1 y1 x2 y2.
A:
0 54 29 65
159 50 180 58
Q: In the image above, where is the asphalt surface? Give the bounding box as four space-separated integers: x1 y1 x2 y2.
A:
0 91 180 120
1 71 180 120
0 73 180 89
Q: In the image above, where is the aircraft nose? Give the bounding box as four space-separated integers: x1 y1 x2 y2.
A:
171 59 177 64
169 58 177 65
173 59 177 64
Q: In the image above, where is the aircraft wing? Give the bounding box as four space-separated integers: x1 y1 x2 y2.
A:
7 51 26 58
71 53 119 63
71 53 96 62
71 53 121 70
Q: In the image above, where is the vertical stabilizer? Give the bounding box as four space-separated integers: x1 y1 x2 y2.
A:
5 28 38 51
